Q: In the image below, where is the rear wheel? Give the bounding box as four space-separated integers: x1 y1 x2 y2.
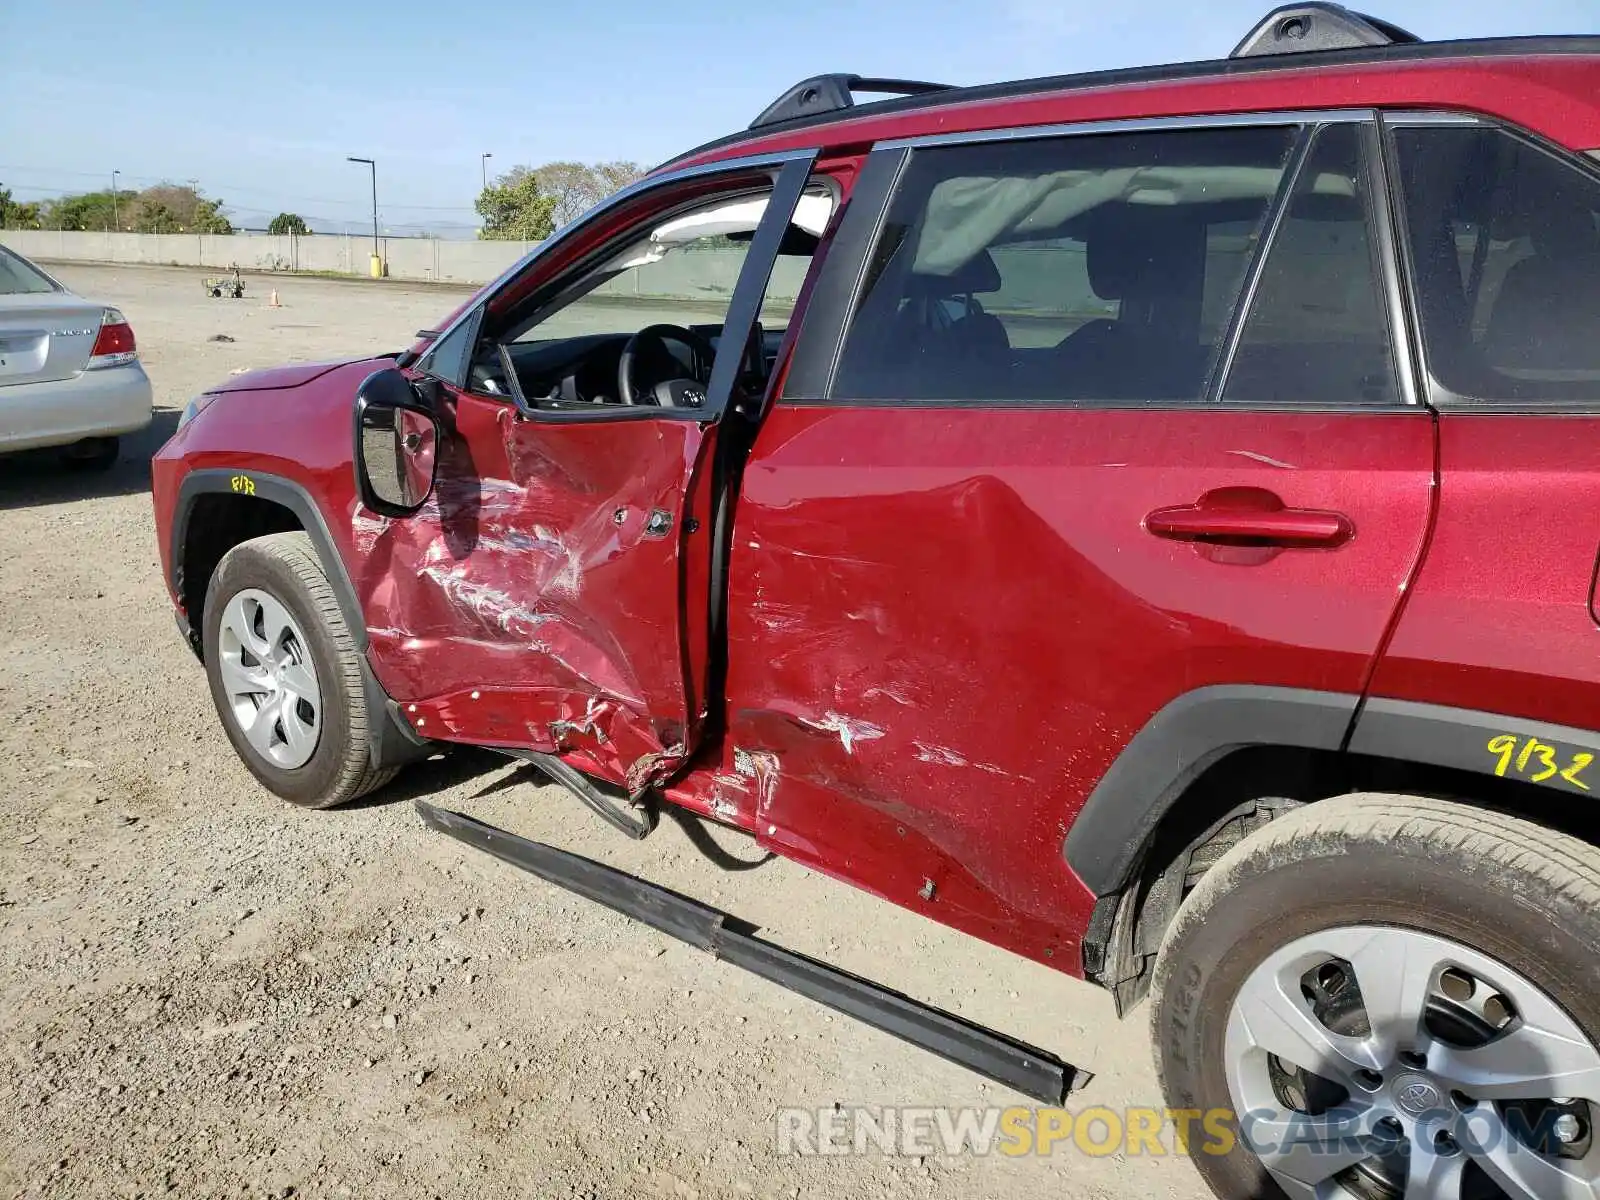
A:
202 531 398 807
1151 794 1600 1200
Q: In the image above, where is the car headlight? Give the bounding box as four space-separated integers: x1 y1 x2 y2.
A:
177 393 220 430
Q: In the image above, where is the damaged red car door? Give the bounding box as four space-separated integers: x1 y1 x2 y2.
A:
357 155 819 792
721 123 1435 965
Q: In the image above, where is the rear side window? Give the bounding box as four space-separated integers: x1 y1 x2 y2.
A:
831 125 1298 403
1394 125 1600 404
1222 123 1399 406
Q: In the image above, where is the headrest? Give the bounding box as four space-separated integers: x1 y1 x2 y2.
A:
1086 212 1192 301
910 248 1001 295
1530 193 1600 261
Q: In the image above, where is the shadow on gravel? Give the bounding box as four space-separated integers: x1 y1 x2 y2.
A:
344 745 511 811
0 407 181 511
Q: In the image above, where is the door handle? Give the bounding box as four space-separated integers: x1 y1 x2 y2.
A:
1146 491 1353 548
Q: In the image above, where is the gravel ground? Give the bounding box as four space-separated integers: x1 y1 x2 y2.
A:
0 264 1212 1200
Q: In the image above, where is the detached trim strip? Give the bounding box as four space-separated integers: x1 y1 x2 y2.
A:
415 800 1092 1102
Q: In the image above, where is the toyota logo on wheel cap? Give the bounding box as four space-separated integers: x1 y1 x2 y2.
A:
1394 1075 1442 1116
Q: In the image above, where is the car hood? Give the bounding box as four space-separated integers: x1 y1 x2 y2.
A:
205 357 390 395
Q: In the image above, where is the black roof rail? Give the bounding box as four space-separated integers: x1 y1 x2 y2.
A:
1231 3 1421 58
750 74 952 129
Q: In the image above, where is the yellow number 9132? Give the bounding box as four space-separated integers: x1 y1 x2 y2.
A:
1486 734 1593 791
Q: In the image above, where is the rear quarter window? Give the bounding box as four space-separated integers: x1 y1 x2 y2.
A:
1394 124 1600 405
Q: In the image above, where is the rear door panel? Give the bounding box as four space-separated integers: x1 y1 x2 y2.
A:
719 120 1435 965
725 405 1435 960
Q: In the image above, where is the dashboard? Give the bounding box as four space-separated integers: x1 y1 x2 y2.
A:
467 325 788 410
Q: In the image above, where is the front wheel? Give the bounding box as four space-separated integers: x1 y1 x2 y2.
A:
202 531 398 807
1151 794 1600 1200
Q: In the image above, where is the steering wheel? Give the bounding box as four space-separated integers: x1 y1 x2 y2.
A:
617 324 717 407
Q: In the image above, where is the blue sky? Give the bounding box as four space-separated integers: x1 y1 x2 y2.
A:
2 0 1594 233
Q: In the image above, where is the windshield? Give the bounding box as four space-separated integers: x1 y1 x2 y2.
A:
0 247 62 295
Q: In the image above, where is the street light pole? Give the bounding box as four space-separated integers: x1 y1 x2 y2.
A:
111 170 120 232
347 156 379 272
481 152 492 190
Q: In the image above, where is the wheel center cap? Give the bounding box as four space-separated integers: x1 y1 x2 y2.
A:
1393 1073 1443 1117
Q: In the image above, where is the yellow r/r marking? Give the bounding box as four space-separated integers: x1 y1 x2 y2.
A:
1561 752 1594 791
1514 738 1558 782
1486 734 1516 777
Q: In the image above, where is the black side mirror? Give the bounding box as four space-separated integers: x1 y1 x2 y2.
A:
353 367 440 517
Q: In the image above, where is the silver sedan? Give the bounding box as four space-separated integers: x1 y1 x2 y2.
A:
0 245 153 470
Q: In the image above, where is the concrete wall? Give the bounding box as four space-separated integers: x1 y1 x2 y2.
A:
590 246 809 307
0 230 811 302
0 230 535 286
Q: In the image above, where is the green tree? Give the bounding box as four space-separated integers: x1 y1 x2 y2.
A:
528 161 596 228
136 203 183 233
591 160 646 197
44 190 131 231
476 174 557 241
193 198 233 235
3 200 42 230
131 184 202 230
268 212 311 236
525 160 646 228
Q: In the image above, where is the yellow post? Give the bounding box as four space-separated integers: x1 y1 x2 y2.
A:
368 253 384 279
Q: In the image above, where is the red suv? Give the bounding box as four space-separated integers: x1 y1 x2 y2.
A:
153 6 1600 1196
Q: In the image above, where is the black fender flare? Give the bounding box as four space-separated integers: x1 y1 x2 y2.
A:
172 468 368 651
1068 686 1600 989
170 467 429 768
1061 685 1359 899
1065 686 1600 904
1348 696 1600 792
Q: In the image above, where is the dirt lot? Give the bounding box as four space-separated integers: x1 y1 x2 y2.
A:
0 265 1211 1200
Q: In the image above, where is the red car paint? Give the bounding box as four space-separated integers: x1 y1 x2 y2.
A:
205 360 359 394
152 42 1600 981
359 400 719 789
154 357 391 590
1367 413 1600 731
719 406 1434 964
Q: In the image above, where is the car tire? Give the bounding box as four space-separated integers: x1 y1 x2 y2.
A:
202 531 399 808
1150 793 1600 1200
59 436 119 471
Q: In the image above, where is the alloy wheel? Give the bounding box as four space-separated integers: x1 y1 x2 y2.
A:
1225 925 1600 1199
216 587 322 770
